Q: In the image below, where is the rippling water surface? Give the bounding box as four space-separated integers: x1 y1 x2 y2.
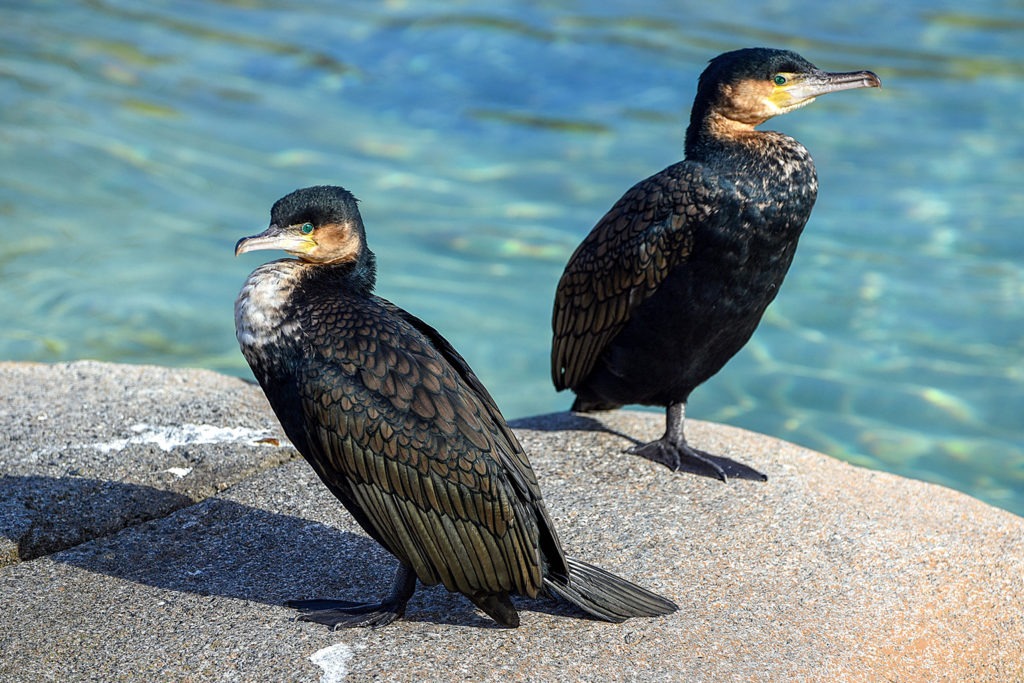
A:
2 1 1022 514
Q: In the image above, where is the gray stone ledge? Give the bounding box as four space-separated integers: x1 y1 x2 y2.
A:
0 361 1021 682
0 361 296 563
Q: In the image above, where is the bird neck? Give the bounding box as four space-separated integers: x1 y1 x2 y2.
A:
685 111 815 188
324 248 377 296
686 101 783 155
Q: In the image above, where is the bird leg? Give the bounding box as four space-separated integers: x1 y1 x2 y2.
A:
628 402 766 482
286 562 417 629
468 591 520 628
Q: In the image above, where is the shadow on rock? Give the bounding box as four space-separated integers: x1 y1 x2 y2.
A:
511 411 639 441
1 474 193 562
510 412 765 482
8 474 593 628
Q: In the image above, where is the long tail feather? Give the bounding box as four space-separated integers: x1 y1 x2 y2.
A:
544 556 677 622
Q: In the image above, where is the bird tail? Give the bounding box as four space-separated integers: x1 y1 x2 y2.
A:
544 556 677 622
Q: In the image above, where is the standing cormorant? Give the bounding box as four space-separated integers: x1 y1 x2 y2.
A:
235 186 677 628
551 48 881 481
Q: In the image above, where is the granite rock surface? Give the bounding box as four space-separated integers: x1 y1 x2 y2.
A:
1 361 1021 682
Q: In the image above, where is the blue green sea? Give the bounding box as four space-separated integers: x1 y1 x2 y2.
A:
1 1 1022 514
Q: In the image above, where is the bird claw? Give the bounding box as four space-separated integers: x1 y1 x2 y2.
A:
286 598 405 629
627 439 746 483
628 440 727 481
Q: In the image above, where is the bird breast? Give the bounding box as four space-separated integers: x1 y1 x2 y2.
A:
235 259 305 352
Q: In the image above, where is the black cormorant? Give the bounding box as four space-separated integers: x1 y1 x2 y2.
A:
235 185 677 628
551 48 881 481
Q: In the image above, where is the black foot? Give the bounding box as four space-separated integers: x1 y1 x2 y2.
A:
627 439 767 483
285 598 404 629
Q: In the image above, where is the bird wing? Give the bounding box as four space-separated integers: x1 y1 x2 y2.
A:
295 295 548 597
551 162 713 390
385 304 544 500
387 302 570 576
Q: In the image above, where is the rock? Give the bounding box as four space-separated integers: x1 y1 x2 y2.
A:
0 361 295 563
0 361 1021 681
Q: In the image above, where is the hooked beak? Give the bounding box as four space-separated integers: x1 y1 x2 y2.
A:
786 68 882 104
235 224 315 257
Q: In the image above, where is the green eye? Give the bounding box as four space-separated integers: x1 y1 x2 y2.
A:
773 75 788 86
300 222 314 234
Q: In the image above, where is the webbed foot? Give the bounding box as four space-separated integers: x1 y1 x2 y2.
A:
285 598 405 629
286 562 417 630
627 438 767 483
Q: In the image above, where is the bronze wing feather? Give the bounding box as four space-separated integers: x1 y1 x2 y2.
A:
296 296 550 599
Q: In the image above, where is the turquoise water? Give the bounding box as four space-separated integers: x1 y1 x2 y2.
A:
1 1 1022 515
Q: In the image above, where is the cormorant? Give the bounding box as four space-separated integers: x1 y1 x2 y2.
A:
235 185 677 629
551 48 881 482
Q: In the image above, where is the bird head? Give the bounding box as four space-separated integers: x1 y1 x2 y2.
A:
235 185 368 265
692 47 881 129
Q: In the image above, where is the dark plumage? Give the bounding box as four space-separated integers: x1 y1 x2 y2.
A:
235 185 677 629
551 48 881 481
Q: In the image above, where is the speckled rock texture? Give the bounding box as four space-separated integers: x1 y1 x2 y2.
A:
0 361 295 563
1 361 1021 682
